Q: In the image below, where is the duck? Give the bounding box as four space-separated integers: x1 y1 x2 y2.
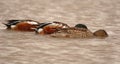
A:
50 24 108 38
35 21 70 35
3 20 40 31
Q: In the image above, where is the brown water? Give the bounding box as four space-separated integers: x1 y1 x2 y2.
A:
0 0 120 64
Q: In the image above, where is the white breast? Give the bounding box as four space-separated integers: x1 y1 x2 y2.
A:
11 25 16 28
37 28 43 33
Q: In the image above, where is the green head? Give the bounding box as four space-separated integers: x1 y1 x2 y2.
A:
75 24 88 29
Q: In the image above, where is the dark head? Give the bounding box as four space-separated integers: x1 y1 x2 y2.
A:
75 24 88 29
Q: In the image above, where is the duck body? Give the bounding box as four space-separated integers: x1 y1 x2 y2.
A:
4 20 40 31
35 21 70 35
51 27 94 38
51 24 108 38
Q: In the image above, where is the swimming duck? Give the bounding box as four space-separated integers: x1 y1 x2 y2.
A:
35 21 70 35
50 24 108 38
3 20 40 31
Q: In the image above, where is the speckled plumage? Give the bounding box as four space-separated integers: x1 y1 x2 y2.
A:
51 27 108 38
51 27 94 38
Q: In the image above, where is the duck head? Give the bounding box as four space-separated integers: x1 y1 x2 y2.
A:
93 29 108 38
75 24 88 29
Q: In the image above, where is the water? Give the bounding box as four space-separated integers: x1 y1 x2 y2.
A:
0 0 120 64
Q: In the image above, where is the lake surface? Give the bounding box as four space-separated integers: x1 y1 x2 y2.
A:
0 0 120 64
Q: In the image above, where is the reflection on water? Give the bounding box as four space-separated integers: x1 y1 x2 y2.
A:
0 0 120 64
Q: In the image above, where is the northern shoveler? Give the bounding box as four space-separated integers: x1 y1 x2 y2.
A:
50 24 108 38
3 20 40 31
35 21 70 35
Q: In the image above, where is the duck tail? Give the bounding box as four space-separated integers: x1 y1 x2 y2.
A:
93 29 108 38
2 22 11 29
